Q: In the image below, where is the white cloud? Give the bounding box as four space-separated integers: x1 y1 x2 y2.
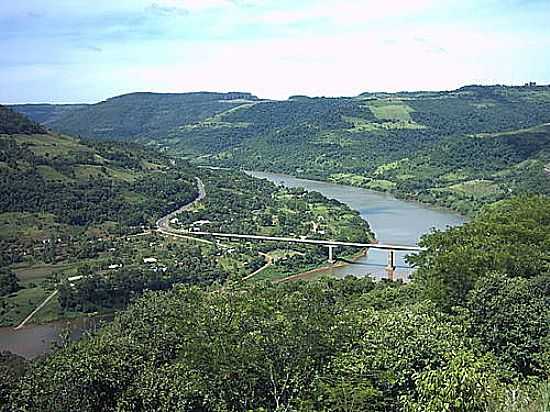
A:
255 0 442 25
152 0 234 12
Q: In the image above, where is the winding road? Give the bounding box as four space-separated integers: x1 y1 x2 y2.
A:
156 177 206 230
157 177 275 280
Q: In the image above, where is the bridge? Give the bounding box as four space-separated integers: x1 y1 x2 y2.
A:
159 228 424 280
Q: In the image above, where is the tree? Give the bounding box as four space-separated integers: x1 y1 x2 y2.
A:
465 272 550 378
0 268 19 297
410 196 550 309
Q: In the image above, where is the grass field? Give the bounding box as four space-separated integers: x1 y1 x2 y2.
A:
449 179 502 196
367 100 415 121
343 116 424 132
0 286 54 327
0 212 71 242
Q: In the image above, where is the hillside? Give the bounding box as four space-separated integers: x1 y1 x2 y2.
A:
13 92 259 140
11 85 550 214
0 106 199 325
169 85 550 214
7 104 89 126
3 196 549 411
0 107 373 327
0 105 47 135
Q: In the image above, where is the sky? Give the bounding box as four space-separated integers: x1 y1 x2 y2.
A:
1 0 549 103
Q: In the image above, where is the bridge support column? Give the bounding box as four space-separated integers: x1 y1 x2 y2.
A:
326 245 337 264
386 250 396 281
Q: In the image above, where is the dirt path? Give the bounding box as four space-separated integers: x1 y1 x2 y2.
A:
242 253 273 281
14 290 58 330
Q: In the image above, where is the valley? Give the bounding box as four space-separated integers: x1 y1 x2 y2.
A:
0 106 376 332
12 85 550 216
2 0 550 408
2 89 549 411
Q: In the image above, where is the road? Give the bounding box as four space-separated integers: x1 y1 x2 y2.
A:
14 178 207 331
156 177 206 230
242 253 273 281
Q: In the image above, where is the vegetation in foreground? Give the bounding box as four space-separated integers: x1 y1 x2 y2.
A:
1 196 548 411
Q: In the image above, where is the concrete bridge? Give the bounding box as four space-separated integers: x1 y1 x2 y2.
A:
165 229 424 280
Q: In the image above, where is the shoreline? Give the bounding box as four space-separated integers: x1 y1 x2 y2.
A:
276 248 369 283
240 168 469 219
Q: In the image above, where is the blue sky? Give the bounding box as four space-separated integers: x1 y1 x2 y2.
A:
1 0 549 103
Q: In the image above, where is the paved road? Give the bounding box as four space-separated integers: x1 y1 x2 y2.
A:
156 177 206 231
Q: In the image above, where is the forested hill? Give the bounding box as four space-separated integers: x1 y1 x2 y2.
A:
11 91 259 140
3 196 548 411
9 85 550 214
0 108 199 266
5 104 89 127
0 105 46 135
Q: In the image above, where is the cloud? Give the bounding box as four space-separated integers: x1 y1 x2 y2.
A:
148 3 189 16
254 0 441 26
151 0 234 13
0 0 549 103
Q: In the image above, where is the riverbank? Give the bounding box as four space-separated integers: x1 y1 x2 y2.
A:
244 168 471 218
247 170 465 279
0 313 113 359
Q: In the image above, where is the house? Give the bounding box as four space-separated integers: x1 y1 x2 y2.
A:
193 220 211 226
143 257 158 264
108 264 122 269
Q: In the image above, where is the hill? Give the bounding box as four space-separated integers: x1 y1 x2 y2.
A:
164 84 550 214
0 107 373 327
0 105 47 135
7 104 89 126
13 92 259 141
3 196 549 411
10 85 550 214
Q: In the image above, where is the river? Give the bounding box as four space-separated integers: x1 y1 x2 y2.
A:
248 171 466 280
0 315 111 359
1 171 465 359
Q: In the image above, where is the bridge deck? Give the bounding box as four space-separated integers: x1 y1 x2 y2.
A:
179 230 424 252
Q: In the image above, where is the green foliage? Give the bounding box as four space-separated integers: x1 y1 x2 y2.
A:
0 131 199 276
314 304 492 411
466 273 550 378
38 92 258 140
5 281 519 412
58 244 227 312
3 196 550 410
7 280 371 411
6 104 88 126
0 268 19 296
402 350 501 412
0 105 46 135
13 86 550 214
0 351 28 409
411 196 550 308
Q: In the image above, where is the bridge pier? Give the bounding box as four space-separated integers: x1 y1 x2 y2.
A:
326 245 337 264
386 249 396 280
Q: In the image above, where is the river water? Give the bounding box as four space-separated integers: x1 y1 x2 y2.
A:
0 315 111 359
1 171 465 359
248 171 466 280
